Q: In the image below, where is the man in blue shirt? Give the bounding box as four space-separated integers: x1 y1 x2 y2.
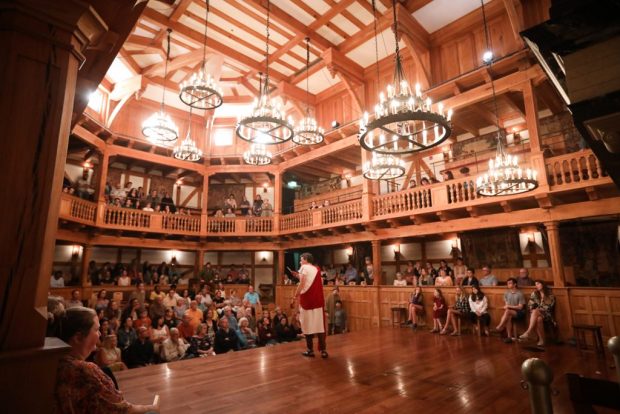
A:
243 285 261 306
343 263 358 285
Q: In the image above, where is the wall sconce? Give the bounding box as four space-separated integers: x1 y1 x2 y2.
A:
512 128 521 145
263 183 268 193
169 250 181 262
526 232 539 250
345 246 353 256
175 179 183 186
331 120 340 129
393 244 400 260
71 245 82 256
450 238 461 258
82 160 92 170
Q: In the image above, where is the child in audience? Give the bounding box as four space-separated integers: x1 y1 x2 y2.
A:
430 289 447 333
469 284 490 336
258 316 277 346
440 286 470 336
333 300 347 334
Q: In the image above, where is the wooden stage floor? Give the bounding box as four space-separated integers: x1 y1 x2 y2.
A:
116 327 618 413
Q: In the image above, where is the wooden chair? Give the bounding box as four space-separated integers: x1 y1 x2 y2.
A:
390 305 407 327
573 324 605 358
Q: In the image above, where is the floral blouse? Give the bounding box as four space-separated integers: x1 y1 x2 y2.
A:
454 295 470 313
55 354 130 414
528 292 556 323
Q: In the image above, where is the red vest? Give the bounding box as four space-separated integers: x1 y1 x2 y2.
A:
299 265 325 310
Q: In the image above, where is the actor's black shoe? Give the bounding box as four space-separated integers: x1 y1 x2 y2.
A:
302 350 315 357
321 351 329 359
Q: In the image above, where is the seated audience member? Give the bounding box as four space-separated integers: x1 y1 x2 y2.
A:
461 267 478 286
105 299 121 322
243 285 261 307
239 196 251 215
221 306 238 331
117 270 131 287
150 316 170 355
262 199 273 216
519 280 556 347
434 269 453 287
185 300 203 330
204 309 218 341
125 326 155 368
363 256 375 285
494 277 526 343
418 268 432 286
272 307 285 327
440 286 470 335
407 287 424 328
224 207 236 218
96 334 127 372
117 317 137 351
66 289 83 309
479 265 498 286
149 284 166 302
98 318 112 341
517 268 534 287
142 202 154 212
174 298 188 320
425 262 438 281
236 317 258 349
229 289 243 309
133 310 152 336
212 290 226 311
326 287 341 335
275 315 299 342
50 270 65 288
188 323 214 358
122 298 141 322
177 314 196 340
333 300 347 334
258 316 278 346
469 285 491 336
129 282 147 308
163 308 178 330
453 257 467 286
160 328 189 362
163 287 181 309
438 260 453 277
54 308 160 414
420 177 430 185
431 288 447 333
214 317 239 354
393 272 407 286
148 297 166 323
402 261 416 285
344 263 358 285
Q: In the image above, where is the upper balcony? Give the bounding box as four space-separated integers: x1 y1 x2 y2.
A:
58 148 618 242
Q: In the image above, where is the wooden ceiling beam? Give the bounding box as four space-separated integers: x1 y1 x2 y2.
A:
280 135 358 170
142 48 204 77
502 0 524 47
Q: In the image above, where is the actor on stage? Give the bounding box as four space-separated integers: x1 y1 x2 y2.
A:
291 253 328 358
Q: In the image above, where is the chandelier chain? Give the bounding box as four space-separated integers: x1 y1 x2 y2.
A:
371 0 380 86
161 29 172 111
202 0 209 66
481 0 504 152
265 0 271 91
305 37 310 116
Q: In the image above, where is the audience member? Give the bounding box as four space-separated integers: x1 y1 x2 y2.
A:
258 316 277 346
363 256 374 285
221 306 238 331
163 308 178 330
54 307 159 413
461 267 478 286
239 196 251 215
275 315 298 342
177 314 196 340
236 317 258 349
150 316 170 355
333 300 347 334
96 334 127 372
479 265 498 286
344 263 358 285
252 194 263 216
469 285 491 336
262 199 273 217
214 317 239 354
243 285 260 307
66 289 83 309
393 272 407 286
453 258 467 286
117 317 136 351
160 328 189 362
434 269 453 287
326 287 341 335
440 286 469 335
125 326 155 368
517 268 534 287
188 323 214 357
407 287 424 328
93 290 109 314
50 270 65 288
519 280 556 347
430 288 447 333
494 277 526 343
129 282 147 308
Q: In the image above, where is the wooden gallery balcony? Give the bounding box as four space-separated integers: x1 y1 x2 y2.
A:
58 149 618 241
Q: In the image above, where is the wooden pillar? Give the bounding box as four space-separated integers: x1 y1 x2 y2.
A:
544 221 565 287
523 80 549 189
0 2 108 413
250 250 256 287
80 245 92 287
361 148 375 221
96 150 110 202
371 240 382 285
201 174 210 236
273 171 282 233
277 249 286 284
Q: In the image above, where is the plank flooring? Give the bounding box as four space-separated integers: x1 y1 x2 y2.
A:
115 328 619 413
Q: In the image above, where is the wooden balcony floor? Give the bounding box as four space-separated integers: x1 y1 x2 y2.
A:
115 327 617 413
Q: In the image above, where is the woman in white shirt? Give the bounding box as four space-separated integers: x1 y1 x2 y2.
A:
468 285 490 336
117 270 131 287
434 269 453 287
393 272 407 286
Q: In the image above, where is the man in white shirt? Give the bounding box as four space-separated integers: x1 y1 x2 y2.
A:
160 328 189 362
50 271 65 288
163 287 181 309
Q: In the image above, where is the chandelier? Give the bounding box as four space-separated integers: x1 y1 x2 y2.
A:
363 153 406 180
293 37 324 145
243 143 272 165
142 29 179 144
179 0 223 110
475 0 538 197
359 0 452 154
173 108 202 162
236 0 294 145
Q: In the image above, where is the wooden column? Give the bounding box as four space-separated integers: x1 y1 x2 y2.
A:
0 2 107 413
371 240 382 285
80 245 92 287
277 249 286 284
361 148 375 221
544 221 565 287
273 171 282 233
523 80 549 188
200 174 210 236
96 150 110 202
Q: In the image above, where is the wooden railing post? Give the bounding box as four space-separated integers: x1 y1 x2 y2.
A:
95 201 107 227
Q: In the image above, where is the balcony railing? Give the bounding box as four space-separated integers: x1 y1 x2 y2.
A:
58 150 614 237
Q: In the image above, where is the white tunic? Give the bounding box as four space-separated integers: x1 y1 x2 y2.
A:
298 264 325 335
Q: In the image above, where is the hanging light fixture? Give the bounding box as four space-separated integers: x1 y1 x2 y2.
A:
359 0 452 155
293 37 324 145
142 29 179 144
475 0 538 196
236 0 294 145
173 107 203 162
360 0 405 180
362 153 406 180
243 143 272 165
179 0 223 110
